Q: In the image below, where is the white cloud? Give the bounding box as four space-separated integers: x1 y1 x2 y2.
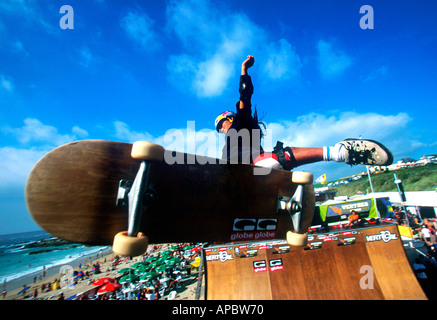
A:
78 46 93 67
264 111 416 162
165 0 220 51
0 75 13 92
113 120 224 159
166 54 197 93
12 41 29 56
165 0 303 97
192 55 234 98
0 0 54 34
0 146 46 188
121 11 159 52
262 39 302 81
258 110 425 181
363 66 388 82
0 120 90 233
114 121 155 143
5 118 72 146
317 40 352 79
165 0 257 97
72 126 89 138
112 111 417 167
2 118 88 147
0 0 34 15
0 118 88 233
0 119 88 190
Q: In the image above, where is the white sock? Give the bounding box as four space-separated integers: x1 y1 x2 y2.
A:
323 144 345 162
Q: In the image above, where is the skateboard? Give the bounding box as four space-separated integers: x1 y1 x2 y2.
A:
25 140 315 256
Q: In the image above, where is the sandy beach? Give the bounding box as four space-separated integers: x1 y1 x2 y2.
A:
3 244 201 300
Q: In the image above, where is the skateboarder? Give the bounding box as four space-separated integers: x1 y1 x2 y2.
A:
215 55 393 170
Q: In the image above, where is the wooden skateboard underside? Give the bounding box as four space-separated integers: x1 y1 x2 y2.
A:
25 140 312 245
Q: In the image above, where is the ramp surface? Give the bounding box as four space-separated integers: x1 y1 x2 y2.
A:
204 224 426 300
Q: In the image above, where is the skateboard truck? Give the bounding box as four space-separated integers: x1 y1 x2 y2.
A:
116 161 156 237
277 185 304 232
276 171 313 247
113 141 165 257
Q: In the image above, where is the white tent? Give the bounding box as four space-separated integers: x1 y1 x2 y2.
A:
365 191 437 207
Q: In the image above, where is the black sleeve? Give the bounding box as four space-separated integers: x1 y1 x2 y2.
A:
232 101 252 131
239 74 253 104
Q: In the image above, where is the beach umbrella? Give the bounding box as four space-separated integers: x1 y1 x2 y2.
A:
161 250 174 256
164 263 176 270
117 268 133 274
167 257 182 264
97 283 122 294
92 277 115 286
119 274 138 284
131 262 147 269
183 245 194 250
165 259 177 266
133 265 150 275
191 246 202 252
155 265 167 273
139 272 159 282
146 256 157 263
156 257 167 265
148 261 161 269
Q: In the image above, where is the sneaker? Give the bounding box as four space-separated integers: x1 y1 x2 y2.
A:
338 138 393 166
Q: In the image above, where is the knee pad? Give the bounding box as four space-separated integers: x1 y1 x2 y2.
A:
253 153 283 170
273 141 296 170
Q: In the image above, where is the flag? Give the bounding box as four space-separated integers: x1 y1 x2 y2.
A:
315 173 327 184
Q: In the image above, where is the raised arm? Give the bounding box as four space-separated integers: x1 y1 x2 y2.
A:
239 55 255 110
241 55 254 75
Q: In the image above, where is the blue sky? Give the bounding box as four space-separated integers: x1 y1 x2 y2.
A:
0 0 436 234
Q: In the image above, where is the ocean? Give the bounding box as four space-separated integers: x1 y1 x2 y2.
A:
0 230 110 289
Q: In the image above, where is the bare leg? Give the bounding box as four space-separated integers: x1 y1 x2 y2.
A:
253 147 323 170
288 147 323 167
253 139 393 170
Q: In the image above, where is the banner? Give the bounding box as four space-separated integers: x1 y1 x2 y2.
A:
318 198 378 223
315 173 327 184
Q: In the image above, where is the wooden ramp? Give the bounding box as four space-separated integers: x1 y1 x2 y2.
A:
204 224 426 300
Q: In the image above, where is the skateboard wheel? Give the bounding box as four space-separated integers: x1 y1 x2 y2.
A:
291 171 313 184
131 141 165 161
112 231 149 257
286 231 308 247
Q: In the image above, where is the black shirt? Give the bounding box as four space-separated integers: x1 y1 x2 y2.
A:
222 101 263 164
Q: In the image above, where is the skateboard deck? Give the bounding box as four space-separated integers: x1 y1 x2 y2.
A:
25 140 314 253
